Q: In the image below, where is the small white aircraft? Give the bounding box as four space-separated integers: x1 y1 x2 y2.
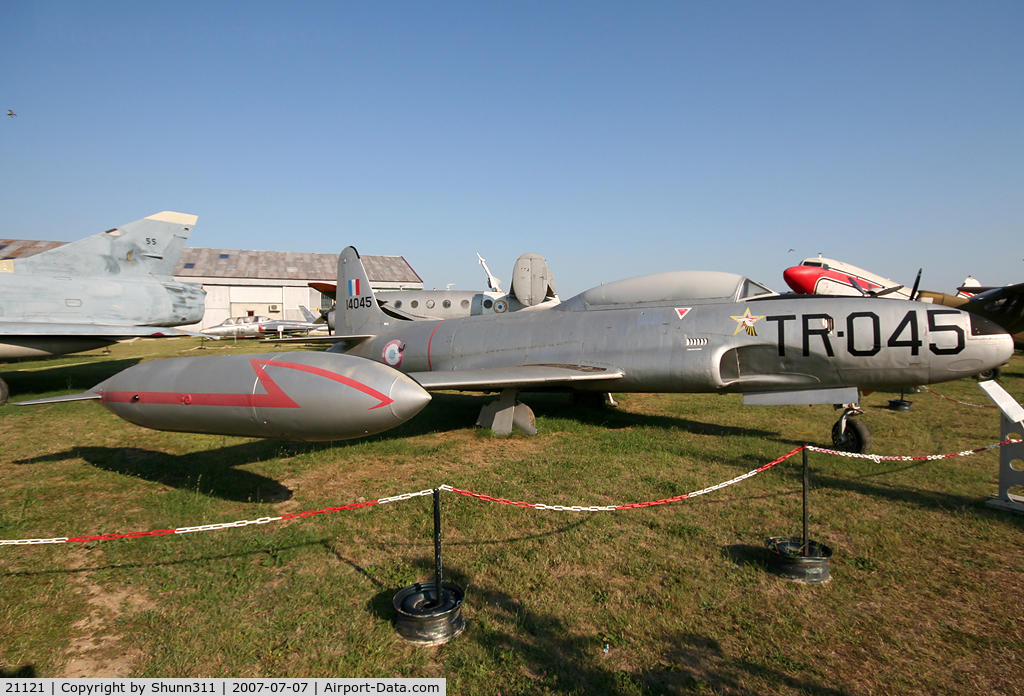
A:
201 307 324 339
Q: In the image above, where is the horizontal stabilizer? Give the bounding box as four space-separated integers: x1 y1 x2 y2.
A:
409 364 625 391
743 387 859 406
13 391 102 406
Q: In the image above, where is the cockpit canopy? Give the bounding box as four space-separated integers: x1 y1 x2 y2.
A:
579 271 776 307
221 316 271 326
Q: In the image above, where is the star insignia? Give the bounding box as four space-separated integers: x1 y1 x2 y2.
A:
731 308 765 336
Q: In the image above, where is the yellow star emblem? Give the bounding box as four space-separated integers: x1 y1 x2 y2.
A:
731 308 765 336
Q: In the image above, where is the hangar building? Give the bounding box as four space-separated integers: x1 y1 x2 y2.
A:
172 247 422 330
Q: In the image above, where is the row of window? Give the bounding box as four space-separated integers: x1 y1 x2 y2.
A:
393 298 473 310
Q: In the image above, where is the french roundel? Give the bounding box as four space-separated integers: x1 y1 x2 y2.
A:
382 340 404 368
494 299 508 313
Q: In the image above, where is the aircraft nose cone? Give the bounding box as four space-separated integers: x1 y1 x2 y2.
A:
388 373 432 423
997 332 1015 363
783 266 819 294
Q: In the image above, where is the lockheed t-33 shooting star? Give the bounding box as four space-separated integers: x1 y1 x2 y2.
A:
15 247 1014 453
0 211 207 403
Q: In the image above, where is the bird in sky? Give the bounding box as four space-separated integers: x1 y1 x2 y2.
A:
6 110 15 117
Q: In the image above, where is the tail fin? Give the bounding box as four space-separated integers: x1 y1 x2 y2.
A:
12 211 197 278
337 246 387 336
298 305 318 323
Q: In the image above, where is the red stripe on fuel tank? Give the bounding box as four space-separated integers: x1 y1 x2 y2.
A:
101 358 394 410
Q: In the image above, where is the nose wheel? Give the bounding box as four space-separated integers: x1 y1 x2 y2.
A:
832 409 872 454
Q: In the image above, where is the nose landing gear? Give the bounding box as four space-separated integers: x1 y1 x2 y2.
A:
832 405 872 454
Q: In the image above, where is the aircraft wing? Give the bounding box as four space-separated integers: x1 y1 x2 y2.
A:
260 333 375 343
0 323 211 339
309 282 337 300
13 391 102 406
408 364 625 391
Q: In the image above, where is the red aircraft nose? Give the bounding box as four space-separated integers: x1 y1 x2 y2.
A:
783 265 820 294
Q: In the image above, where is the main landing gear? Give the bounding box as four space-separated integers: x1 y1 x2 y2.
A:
476 388 537 436
832 404 872 454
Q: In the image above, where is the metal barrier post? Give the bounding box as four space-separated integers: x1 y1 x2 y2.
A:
987 413 1024 514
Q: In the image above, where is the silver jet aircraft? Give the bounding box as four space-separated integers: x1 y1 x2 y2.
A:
202 307 325 339
328 246 1012 451
201 315 276 338
0 211 207 403
16 246 1013 453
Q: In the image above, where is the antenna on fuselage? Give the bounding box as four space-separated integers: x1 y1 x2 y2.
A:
477 253 502 293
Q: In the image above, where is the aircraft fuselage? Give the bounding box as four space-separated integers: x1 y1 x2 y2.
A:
0 275 205 358
343 295 1012 394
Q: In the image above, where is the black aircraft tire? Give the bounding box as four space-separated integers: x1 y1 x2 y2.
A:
975 367 1002 381
831 419 872 454
0 378 7 406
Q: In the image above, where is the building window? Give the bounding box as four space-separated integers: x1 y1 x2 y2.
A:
219 253 230 260
183 262 195 269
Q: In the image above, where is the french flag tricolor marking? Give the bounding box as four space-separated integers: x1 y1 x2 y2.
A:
348 279 360 296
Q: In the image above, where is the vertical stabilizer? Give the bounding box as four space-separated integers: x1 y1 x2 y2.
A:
510 252 556 307
11 211 197 278
337 246 387 336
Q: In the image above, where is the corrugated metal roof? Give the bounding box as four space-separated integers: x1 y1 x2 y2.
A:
0 241 422 284
0 239 66 258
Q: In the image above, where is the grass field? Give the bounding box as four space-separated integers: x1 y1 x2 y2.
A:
1 337 1023 694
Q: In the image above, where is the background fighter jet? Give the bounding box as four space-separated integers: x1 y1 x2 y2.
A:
0 211 207 403
201 315 277 338
20 246 1013 454
202 307 325 339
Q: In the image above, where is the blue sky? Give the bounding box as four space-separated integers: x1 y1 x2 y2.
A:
2 1 1022 296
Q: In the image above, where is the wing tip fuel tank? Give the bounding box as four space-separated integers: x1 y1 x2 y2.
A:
87 352 431 441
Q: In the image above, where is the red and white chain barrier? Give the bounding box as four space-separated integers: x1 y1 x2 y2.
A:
2 440 1018 547
806 437 1018 462
440 445 803 511
923 386 998 408
0 489 436 547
